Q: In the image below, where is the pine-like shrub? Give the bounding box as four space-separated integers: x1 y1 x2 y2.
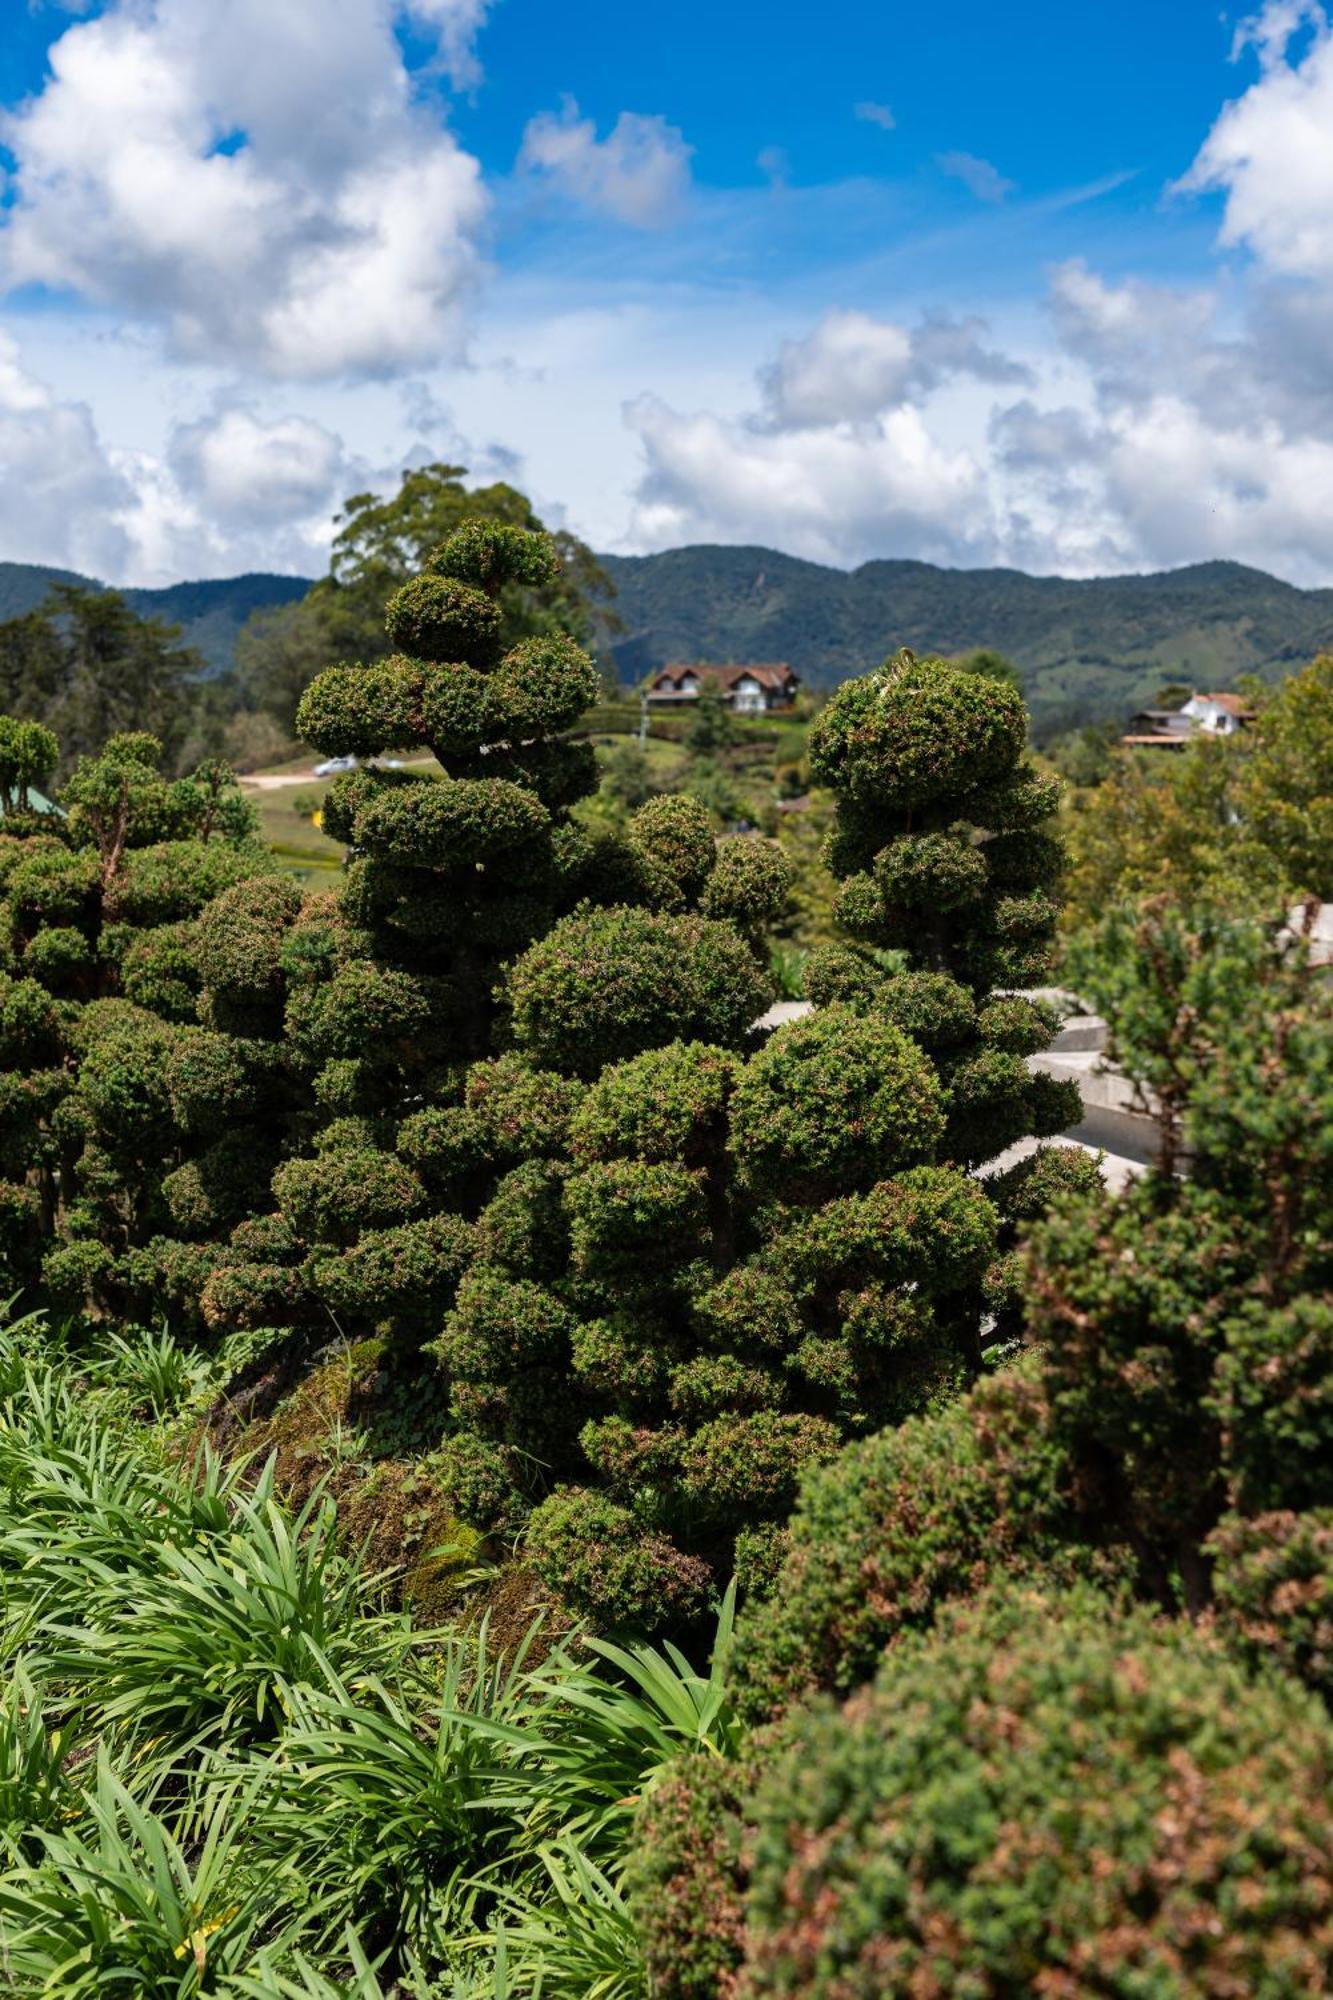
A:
0 728 269 1311
727 1586 1333 1997
1211 1509 1333 1701
1029 901 1333 1608
729 1357 1126 1719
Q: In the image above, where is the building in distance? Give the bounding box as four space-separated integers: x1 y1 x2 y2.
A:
1122 690 1255 750
646 662 800 714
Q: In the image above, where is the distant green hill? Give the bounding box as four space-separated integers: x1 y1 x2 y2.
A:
7 546 1333 730
0 562 311 676
599 547 1333 734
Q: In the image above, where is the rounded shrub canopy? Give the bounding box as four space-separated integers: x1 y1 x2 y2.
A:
730 1004 945 1198
808 650 1028 811
503 904 771 1077
737 1583 1333 1997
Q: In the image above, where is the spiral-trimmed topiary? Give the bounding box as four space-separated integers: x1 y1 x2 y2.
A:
809 648 1078 1172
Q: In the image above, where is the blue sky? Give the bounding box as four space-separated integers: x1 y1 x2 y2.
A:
1 0 1332 587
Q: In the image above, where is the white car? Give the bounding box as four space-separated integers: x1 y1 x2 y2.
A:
313 755 358 777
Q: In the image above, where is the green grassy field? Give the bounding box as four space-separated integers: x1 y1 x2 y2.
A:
244 778 346 883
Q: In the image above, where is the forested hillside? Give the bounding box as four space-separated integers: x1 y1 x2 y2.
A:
9 541 1333 732
601 546 1333 733
0 562 309 674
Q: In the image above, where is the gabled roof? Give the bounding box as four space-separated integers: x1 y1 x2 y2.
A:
652 662 797 690
1200 691 1254 718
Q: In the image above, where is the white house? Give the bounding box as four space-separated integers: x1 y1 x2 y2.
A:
646 663 800 714
1123 690 1255 749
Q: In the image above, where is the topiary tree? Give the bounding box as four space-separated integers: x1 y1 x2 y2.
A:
414 652 1097 1628
0 725 270 1309
436 987 1006 1626
213 564 795 1357
635 1584 1333 1998
806 647 1080 1173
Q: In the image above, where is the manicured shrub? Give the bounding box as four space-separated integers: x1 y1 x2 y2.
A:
523 1485 713 1626
809 648 1073 1169
731 1359 1120 1719
215 526 621 1345
503 905 770 1077
730 1006 944 1200
735 1585 1333 1997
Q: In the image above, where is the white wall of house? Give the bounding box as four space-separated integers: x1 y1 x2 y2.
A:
1182 694 1241 734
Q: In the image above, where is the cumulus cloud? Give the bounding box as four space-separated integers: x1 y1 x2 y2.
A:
402 0 494 92
167 404 351 526
627 390 988 567
853 100 895 130
0 0 488 379
620 240 1333 584
518 97 693 226
936 150 1015 203
610 0 1333 587
0 323 380 581
759 308 1029 430
0 333 142 578
990 259 1333 580
1181 0 1333 280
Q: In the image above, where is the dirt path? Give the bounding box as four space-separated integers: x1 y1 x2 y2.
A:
242 770 320 791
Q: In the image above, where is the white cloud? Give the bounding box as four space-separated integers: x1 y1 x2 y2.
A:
0 331 137 578
1182 0 1333 281
0 325 376 582
0 0 488 380
853 100 895 130
759 308 1029 429
167 404 350 525
936 150 1015 203
518 97 693 226
625 390 990 568
401 0 494 92
614 243 1333 585
991 260 1333 581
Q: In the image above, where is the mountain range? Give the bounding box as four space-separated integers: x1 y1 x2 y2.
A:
5 546 1333 734
599 547 1333 734
0 561 309 676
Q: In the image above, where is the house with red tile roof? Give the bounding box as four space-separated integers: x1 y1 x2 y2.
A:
646 662 799 714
